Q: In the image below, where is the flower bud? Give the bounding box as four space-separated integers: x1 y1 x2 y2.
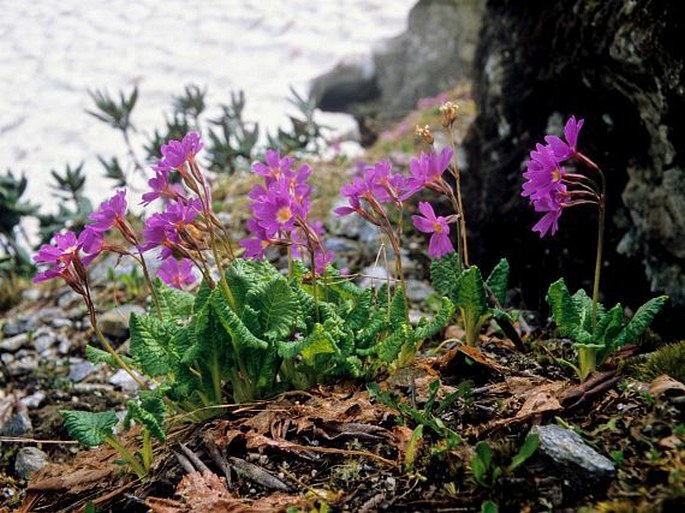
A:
415 124 434 145
440 101 459 128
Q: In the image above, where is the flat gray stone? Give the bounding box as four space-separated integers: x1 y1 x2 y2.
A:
14 447 48 479
108 368 141 392
68 359 97 382
0 410 33 436
531 424 616 483
97 304 146 339
0 332 29 352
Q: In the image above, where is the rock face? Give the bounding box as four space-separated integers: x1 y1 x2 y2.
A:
312 0 484 123
464 0 685 312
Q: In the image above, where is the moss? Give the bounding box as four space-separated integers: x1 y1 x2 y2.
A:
625 341 685 383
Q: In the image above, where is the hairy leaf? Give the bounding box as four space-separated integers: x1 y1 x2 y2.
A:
546 279 579 337
430 252 461 296
614 295 668 348
246 277 299 340
127 398 166 441
85 345 133 369
155 279 194 321
61 410 117 447
486 258 509 305
129 313 173 376
412 296 455 341
211 290 268 350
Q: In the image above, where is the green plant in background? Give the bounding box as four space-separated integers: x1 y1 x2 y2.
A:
369 379 468 456
431 254 511 346
0 170 36 274
470 434 539 489
547 278 667 380
37 163 93 245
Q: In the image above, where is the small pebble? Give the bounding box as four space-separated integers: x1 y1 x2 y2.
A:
14 447 48 479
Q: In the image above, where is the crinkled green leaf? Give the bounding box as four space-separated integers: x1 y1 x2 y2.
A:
412 296 455 341
127 397 166 441
154 278 194 321
129 313 173 376
572 288 601 333
546 278 578 337
277 323 337 364
486 258 509 305
346 288 373 331
430 252 461 296
390 287 408 326
615 295 668 348
85 345 133 369
246 277 299 340
210 290 268 350
455 266 488 344
61 410 117 447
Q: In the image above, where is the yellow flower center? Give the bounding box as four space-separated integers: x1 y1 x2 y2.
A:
276 206 292 224
433 221 443 233
552 168 562 182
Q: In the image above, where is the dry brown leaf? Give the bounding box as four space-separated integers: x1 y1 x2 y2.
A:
485 381 565 431
648 374 685 398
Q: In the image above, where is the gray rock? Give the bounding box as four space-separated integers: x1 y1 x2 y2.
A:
21 288 41 302
97 304 146 340
36 307 66 323
108 368 141 392
531 425 615 484
50 318 73 329
2 316 37 337
14 447 48 479
464 0 685 310
0 410 33 436
405 279 435 303
7 354 39 376
57 290 82 309
0 332 29 352
33 332 56 353
21 392 46 409
1 352 14 365
57 337 73 355
68 359 97 382
357 265 392 290
312 0 484 120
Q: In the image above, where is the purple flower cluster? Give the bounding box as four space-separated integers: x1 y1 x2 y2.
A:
521 116 584 237
241 150 332 273
335 150 456 259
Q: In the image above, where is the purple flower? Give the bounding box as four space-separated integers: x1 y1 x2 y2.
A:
88 189 127 233
33 231 81 283
405 148 453 197
240 219 272 259
252 182 299 236
155 132 203 171
158 258 196 289
531 190 565 237
521 143 566 203
78 226 105 257
142 198 201 257
141 169 185 206
368 160 408 204
411 202 454 259
252 149 295 184
544 115 584 160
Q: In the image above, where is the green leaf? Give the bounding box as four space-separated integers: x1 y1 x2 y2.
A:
390 287 408 326
246 277 300 340
430 253 461 296
454 266 488 344
61 410 118 447
594 303 624 346
546 278 579 337
412 297 455 342
345 288 373 332
154 279 194 321
507 434 539 472
572 288 600 333
129 313 173 376
480 500 499 513
210 290 268 350
614 295 668 348
472 441 492 487
127 397 166 441
85 345 133 369
486 258 509 305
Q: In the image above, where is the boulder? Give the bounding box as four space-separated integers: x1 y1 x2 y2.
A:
464 0 685 316
311 0 484 126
